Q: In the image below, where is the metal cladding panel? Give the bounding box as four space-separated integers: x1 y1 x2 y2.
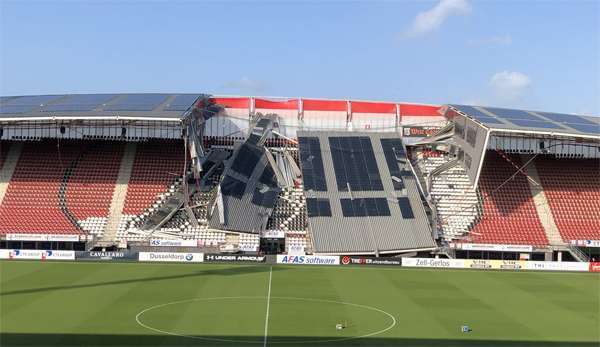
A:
298 130 435 254
452 113 489 186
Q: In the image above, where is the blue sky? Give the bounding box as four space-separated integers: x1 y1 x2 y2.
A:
0 0 598 115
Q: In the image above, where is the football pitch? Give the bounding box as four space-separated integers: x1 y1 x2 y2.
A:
0 261 598 347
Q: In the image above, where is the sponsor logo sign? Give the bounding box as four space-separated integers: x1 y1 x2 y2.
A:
6 233 80 242
589 262 600 272
138 252 203 263
261 230 285 239
0 249 75 260
402 258 465 268
402 126 440 138
452 243 533 253
75 251 138 261
288 245 305 255
149 239 198 247
204 254 266 263
276 255 339 265
527 261 589 272
340 256 401 266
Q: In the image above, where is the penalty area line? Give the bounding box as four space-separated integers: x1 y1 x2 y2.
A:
263 266 273 347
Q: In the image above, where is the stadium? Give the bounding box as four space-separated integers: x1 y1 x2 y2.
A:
0 93 598 346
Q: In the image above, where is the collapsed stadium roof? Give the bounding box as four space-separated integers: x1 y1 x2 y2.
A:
298 131 436 255
0 93 202 122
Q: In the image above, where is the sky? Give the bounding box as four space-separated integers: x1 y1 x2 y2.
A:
0 0 598 115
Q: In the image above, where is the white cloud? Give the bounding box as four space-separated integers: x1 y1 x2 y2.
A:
489 71 531 102
467 35 512 46
222 77 267 93
401 0 471 39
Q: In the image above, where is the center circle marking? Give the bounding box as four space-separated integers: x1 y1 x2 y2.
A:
135 296 397 344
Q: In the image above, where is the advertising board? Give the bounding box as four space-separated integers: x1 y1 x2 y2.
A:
589 262 600 272
138 252 203 263
204 254 265 263
402 258 465 268
526 261 589 272
453 243 533 253
149 239 198 247
276 255 339 265
6 234 81 242
340 256 401 266
0 249 75 260
75 251 138 261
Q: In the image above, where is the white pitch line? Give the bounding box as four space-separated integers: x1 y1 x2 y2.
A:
263 266 273 347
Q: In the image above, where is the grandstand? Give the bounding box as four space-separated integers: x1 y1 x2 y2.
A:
0 94 598 261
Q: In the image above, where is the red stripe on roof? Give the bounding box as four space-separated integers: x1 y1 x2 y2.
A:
210 97 250 109
351 101 396 114
400 103 441 117
302 99 347 112
255 98 299 110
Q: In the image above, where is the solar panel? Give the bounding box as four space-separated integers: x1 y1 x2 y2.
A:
537 112 596 125
2 95 63 106
0 105 38 114
231 144 262 178
104 94 169 111
329 136 383 191
163 94 199 111
451 105 504 124
508 119 564 130
42 94 118 112
483 107 543 121
397 197 415 219
258 165 277 187
306 198 332 217
220 175 246 199
563 123 600 134
0 95 64 113
340 198 390 217
380 138 405 190
251 187 279 208
298 137 327 191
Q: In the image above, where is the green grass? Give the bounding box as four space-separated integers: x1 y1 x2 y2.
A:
0 261 598 346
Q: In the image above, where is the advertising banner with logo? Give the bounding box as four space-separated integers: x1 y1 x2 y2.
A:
588 262 600 272
75 251 138 261
0 249 75 260
401 126 440 138
276 255 339 265
6 234 81 242
138 252 203 263
149 239 198 247
452 243 533 253
204 254 266 263
402 258 465 269
288 245 306 255
526 261 589 272
340 256 401 266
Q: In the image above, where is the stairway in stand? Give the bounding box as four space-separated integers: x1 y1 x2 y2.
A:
522 155 565 246
98 142 137 246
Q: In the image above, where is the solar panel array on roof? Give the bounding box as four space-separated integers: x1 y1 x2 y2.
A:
306 198 332 217
163 94 199 111
0 95 64 114
450 105 504 124
329 136 383 191
340 198 391 217
42 94 118 112
483 107 540 121
104 94 169 111
298 137 327 191
380 138 406 190
537 112 600 134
